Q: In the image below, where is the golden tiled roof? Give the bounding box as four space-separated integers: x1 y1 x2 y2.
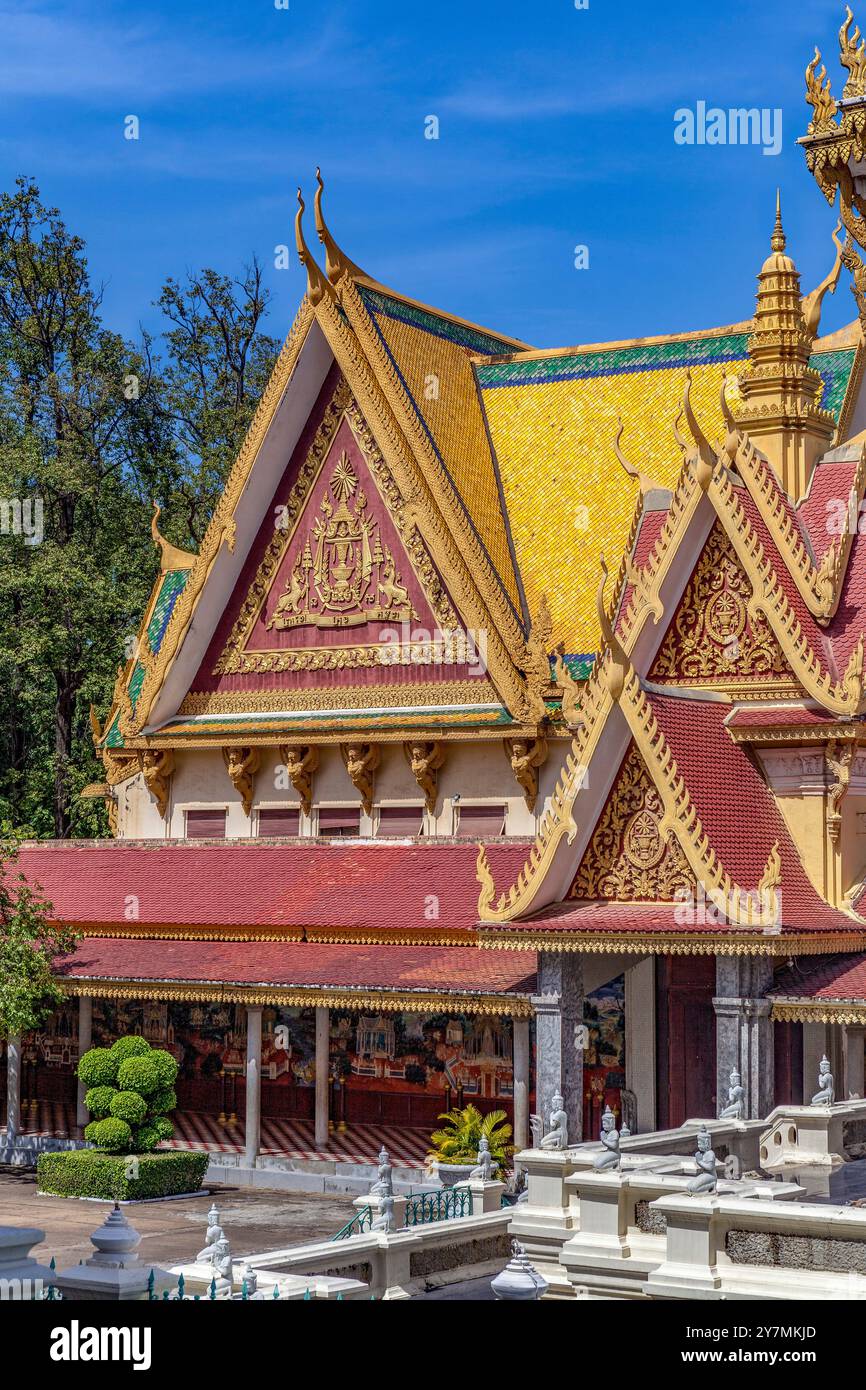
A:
477 325 860 653
359 288 527 623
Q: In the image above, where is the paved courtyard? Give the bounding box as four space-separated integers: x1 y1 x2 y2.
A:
0 1168 356 1270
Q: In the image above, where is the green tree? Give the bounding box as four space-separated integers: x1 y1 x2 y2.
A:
0 842 76 1037
0 179 280 838
152 260 279 548
0 178 165 837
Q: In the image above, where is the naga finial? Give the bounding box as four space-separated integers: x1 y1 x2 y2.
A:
314 168 368 285
805 48 838 132
840 5 866 97
295 185 329 305
801 221 844 339
613 414 661 494
595 555 628 700
682 369 716 489
719 372 740 460
150 502 197 573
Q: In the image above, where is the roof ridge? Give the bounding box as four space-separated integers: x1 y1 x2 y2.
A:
730 429 864 621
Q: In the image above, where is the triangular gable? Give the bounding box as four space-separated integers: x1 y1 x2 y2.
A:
570 741 696 902
648 519 795 689
183 367 496 713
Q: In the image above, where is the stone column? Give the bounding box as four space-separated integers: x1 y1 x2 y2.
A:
76 995 93 1129
315 1005 329 1149
802 1021 828 1105
844 1025 866 1100
244 1006 263 1168
5 1035 21 1140
533 953 584 1144
624 957 656 1132
713 957 774 1120
512 1014 530 1151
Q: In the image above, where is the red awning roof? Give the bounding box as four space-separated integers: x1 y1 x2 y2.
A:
479 899 843 937
56 936 536 1001
16 839 530 936
725 703 851 729
770 953 866 1003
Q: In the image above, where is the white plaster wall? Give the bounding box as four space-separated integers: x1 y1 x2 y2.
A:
114 736 574 840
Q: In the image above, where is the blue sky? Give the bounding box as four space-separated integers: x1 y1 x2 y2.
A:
0 0 856 349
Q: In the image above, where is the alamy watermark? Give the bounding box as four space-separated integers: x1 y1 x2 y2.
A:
674 102 782 157
0 496 43 545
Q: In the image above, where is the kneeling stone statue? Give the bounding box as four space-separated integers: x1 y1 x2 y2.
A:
686 1127 718 1195
592 1105 621 1171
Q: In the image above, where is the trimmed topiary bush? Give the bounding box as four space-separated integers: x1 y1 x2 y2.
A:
116 1055 161 1096
84 1117 132 1151
77 1035 177 1154
152 1087 177 1114
109 1035 152 1063
77 1048 118 1089
109 1090 148 1126
84 1085 116 1119
37 1150 208 1201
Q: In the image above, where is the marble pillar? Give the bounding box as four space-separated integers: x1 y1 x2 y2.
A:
76 995 93 1129
713 956 774 1120
315 1005 329 1149
844 1025 865 1100
533 953 584 1144
512 1015 530 1151
624 956 656 1132
244 1006 263 1168
5 1035 21 1140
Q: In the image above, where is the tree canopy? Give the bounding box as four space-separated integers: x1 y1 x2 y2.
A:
0 177 280 838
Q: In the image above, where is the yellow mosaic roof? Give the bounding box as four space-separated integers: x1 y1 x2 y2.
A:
477 327 859 653
359 288 526 622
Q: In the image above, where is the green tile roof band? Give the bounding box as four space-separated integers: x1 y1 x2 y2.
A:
147 570 188 654
476 333 751 387
359 287 517 356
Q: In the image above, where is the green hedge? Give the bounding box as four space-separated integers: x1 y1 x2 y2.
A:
37 1149 209 1201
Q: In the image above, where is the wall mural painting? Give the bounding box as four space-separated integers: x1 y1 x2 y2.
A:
583 975 627 1135
14 985 627 1124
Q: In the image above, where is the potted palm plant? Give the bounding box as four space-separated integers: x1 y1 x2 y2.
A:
427 1104 514 1186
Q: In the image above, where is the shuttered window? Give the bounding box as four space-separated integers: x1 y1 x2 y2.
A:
317 807 361 837
258 807 301 837
185 808 227 839
456 804 506 838
377 806 423 837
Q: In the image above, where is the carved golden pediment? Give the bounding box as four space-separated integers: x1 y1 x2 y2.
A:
570 744 695 901
650 523 792 684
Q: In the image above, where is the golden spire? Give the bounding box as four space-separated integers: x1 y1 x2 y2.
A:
771 187 785 253
314 168 368 285
295 186 330 305
735 196 836 500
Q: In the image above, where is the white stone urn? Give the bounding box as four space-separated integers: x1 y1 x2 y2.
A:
432 1161 476 1187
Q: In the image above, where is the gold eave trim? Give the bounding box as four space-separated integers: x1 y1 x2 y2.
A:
476 930 866 956
728 724 859 745
56 977 532 1016
62 922 476 947
771 999 866 1025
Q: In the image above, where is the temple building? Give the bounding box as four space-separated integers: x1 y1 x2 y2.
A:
12 16 866 1162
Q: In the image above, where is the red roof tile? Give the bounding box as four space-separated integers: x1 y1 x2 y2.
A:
770 953 866 1002
56 936 536 997
648 691 849 929
798 457 859 563
725 703 849 729
16 840 529 935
